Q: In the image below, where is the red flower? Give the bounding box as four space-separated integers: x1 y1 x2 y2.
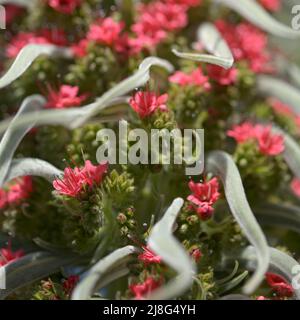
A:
87 18 124 47
169 68 211 90
129 91 168 119
259 0 281 12
7 176 33 205
227 122 257 143
0 242 24 267
187 177 220 220
48 0 82 14
190 248 202 263
207 65 238 86
71 39 89 58
291 178 300 197
269 98 294 117
6 29 67 58
164 0 202 8
216 20 272 74
138 246 162 266
266 273 294 297
130 276 162 299
63 275 79 295
45 85 88 109
255 125 285 156
53 161 108 197
0 189 7 209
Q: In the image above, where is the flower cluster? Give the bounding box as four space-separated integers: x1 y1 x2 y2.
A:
0 242 24 267
53 161 108 197
227 122 285 156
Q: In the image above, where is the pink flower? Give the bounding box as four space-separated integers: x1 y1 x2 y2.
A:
87 18 124 47
0 242 24 267
4 5 23 25
63 275 80 294
130 276 162 299
190 248 202 263
216 20 272 73
255 125 285 156
6 29 67 58
291 178 300 197
169 68 211 90
266 273 294 297
207 65 238 86
71 39 89 58
45 85 88 109
53 161 108 197
0 189 7 209
47 0 82 14
129 91 168 119
138 246 162 266
80 160 108 187
269 98 294 117
227 122 257 143
259 0 281 12
6 176 33 205
187 178 220 220
164 0 202 8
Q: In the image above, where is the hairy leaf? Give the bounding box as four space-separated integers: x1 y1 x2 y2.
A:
72 246 137 300
206 151 270 294
214 0 300 38
147 198 196 299
173 23 234 69
0 44 73 89
0 95 45 187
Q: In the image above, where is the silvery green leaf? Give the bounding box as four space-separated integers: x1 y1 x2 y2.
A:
173 23 234 69
0 0 35 7
255 203 300 234
242 246 300 300
4 158 62 184
0 57 173 133
274 128 300 178
218 271 249 294
214 0 300 39
147 198 196 300
0 95 45 187
72 246 137 300
257 76 300 114
206 151 270 295
0 252 78 300
0 44 73 89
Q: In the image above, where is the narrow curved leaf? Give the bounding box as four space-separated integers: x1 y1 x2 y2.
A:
0 251 78 299
0 57 173 133
0 0 34 7
214 0 300 39
0 44 73 89
242 246 300 300
257 76 300 114
72 246 137 300
255 203 300 234
147 198 196 300
4 158 62 184
206 151 270 294
0 95 45 187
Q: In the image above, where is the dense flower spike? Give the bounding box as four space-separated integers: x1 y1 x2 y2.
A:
216 20 272 73
45 85 88 109
47 0 82 14
207 65 238 86
187 178 220 219
228 123 285 156
130 277 162 299
129 91 169 119
138 246 162 266
53 161 108 197
265 273 294 297
0 243 24 267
